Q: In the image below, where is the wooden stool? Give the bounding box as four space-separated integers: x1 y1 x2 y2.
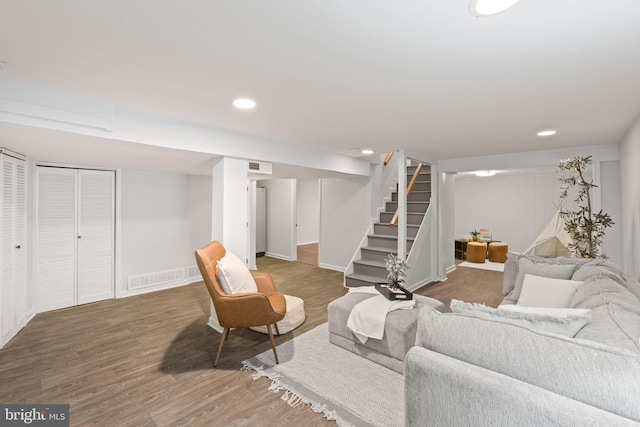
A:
488 242 508 263
466 242 487 263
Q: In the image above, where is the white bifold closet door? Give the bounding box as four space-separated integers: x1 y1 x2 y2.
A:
36 167 115 313
1 152 27 347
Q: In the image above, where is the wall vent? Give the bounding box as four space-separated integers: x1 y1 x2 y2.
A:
128 267 186 290
248 160 272 175
187 265 201 279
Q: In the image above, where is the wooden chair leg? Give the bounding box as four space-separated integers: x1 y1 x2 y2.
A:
214 328 230 368
266 324 279 364
274 322 280 336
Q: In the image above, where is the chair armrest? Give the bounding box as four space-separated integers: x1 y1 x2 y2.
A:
215 292 285 328
251 271 279 296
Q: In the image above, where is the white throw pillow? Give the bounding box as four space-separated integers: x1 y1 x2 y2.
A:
517 274 583 308
215 251 258 294
450 299 590 338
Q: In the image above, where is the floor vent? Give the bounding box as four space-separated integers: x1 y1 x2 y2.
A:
128 267 186 290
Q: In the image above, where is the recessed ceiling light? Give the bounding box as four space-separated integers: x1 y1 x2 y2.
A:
361 149 374 155
233 98 256 110
469 0 520 17
537 130 557 137
475 170 496 177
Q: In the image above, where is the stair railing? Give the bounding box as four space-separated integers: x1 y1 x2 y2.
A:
390 162 423 229
384 152 394 166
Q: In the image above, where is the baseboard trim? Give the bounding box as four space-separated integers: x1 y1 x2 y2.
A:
318 263 345 273
405 276 433 292
265 252 293 261
119 279 200 299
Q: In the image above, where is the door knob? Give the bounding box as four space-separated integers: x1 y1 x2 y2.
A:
15 245 21 249
77 236 82 239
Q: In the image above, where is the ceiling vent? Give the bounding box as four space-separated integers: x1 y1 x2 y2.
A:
248 161 272 175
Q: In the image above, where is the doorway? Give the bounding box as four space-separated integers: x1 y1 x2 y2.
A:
296 179 320 266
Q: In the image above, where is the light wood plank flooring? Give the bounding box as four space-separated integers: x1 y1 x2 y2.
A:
296 243 318 266
0 258 502 426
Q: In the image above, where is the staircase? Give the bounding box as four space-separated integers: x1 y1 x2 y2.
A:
345 163 431 287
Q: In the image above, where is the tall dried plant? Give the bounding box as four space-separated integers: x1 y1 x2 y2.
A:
558 156 614 258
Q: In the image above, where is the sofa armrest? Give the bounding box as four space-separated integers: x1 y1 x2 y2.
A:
415 307 640 421
405 347 639 427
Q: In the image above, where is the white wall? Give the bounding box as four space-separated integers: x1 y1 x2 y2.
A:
259 179 296 260
319 176 371 271
211 157 249 259
440 172 456 273
119 169 191 295
455 170 561 254
619 116 640 279
440 144 621 265
296 179 319 245
187 174 212 255
600 161 622 266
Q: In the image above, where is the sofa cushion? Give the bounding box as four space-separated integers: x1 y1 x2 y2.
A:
498 304 591 318
517 274 583 308
573 304 640 353
415 307 640 421
450 299 590 337
504 257 577 304
502 252 588 299
572 259 626 283
626 276 640 301
570 275 640 315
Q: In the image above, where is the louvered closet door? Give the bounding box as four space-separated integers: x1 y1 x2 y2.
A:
77 170 114 305
36 167 77 312
2 155 15 344
14 159 27 329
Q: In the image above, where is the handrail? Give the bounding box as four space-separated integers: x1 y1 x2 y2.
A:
383 152 394 166
390 163 423 228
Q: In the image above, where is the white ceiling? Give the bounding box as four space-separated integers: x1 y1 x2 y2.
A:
1 0 639 174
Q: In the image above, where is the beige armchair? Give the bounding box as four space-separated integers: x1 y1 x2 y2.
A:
195 241 286 367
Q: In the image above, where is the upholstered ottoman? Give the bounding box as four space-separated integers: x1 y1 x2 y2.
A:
251 295 305 334
466 241 487 263
328 292 445 374
488 242 508 263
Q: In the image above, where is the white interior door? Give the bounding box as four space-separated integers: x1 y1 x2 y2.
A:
36 166 115 312
77 170 114 304
2 155 15 344
36 167 77 312
14 158 27 329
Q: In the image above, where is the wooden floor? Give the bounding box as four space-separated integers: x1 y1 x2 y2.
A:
296 243 318 266
0 258 502 426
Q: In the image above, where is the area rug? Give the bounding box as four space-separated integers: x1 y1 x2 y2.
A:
242 323 404 427
459 260 505 272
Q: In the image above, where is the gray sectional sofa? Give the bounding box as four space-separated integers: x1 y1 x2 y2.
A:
405 253 640 426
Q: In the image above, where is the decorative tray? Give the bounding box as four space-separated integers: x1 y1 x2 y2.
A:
375 283 413 301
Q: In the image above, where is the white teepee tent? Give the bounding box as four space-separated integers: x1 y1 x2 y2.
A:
524 201 573 258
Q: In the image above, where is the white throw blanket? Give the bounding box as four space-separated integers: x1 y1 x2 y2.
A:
346 287 415 344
